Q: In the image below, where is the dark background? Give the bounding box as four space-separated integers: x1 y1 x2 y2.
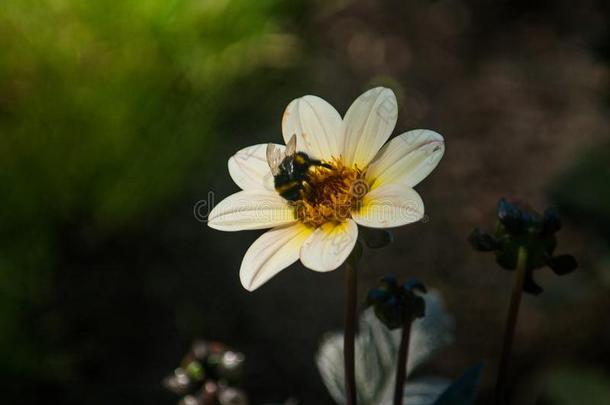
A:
1 0 609 404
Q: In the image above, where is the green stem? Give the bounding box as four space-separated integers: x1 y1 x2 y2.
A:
393 317 413 405
344 255 358 405
493 246 528 405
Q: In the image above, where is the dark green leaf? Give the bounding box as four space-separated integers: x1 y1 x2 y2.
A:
432 362 483 405
547 255 578 275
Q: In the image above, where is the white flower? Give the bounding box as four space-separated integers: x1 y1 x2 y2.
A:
316 290 455 405
208 87 445 291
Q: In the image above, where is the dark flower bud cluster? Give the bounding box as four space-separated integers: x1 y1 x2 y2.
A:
367 276 427 329
163 340 247 405
469 198 577 295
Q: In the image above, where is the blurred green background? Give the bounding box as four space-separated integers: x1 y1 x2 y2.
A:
0 0 609 404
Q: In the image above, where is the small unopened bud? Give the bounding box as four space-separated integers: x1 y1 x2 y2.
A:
179 395 201 405
163 340 247 402
367 276 426 329
163 367 192 395
547 254 577 275
185 360 205 382
218 387 249 405
469 198 577 295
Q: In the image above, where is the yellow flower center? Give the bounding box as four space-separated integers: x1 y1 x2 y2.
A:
296 159 369 228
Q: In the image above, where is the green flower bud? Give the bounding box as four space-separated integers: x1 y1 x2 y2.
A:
367 276 426 330
469 198 577 295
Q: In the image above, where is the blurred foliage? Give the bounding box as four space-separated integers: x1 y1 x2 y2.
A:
0 0 296 227
539 367 610 405
0 0 301 388
550 142 610 291
432 363 482 405
551 143 610 242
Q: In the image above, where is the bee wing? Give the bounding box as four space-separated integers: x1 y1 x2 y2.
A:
267 136 297 176
266 143 282 176
285 134 297 156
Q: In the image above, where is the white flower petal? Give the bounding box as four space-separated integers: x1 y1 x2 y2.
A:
367 130 445 188
315 292 454 405
228 143 281 191
207 190 295 231
343 87 398 168
398 377 451 405
240 222 312 291
300 220 358 272
282 95 343 160
352 184 424 228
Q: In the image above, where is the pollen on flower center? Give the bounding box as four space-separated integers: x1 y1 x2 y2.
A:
295 158 369 228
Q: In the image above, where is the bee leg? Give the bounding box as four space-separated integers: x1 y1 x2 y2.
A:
282 189 301 202
300 181 315 199
311 158 332 169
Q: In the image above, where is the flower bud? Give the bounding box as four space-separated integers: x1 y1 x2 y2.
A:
367 276 426 329
164 340 248 404
547 254 577 275
470 198 577 295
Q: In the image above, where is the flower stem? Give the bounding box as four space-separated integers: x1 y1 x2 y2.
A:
344 255 358 405
494 246 528 405
393 317 413 405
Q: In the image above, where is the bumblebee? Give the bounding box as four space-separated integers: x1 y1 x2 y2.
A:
266 135 331 201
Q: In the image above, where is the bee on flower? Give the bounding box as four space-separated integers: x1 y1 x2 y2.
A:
208 87 445 291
